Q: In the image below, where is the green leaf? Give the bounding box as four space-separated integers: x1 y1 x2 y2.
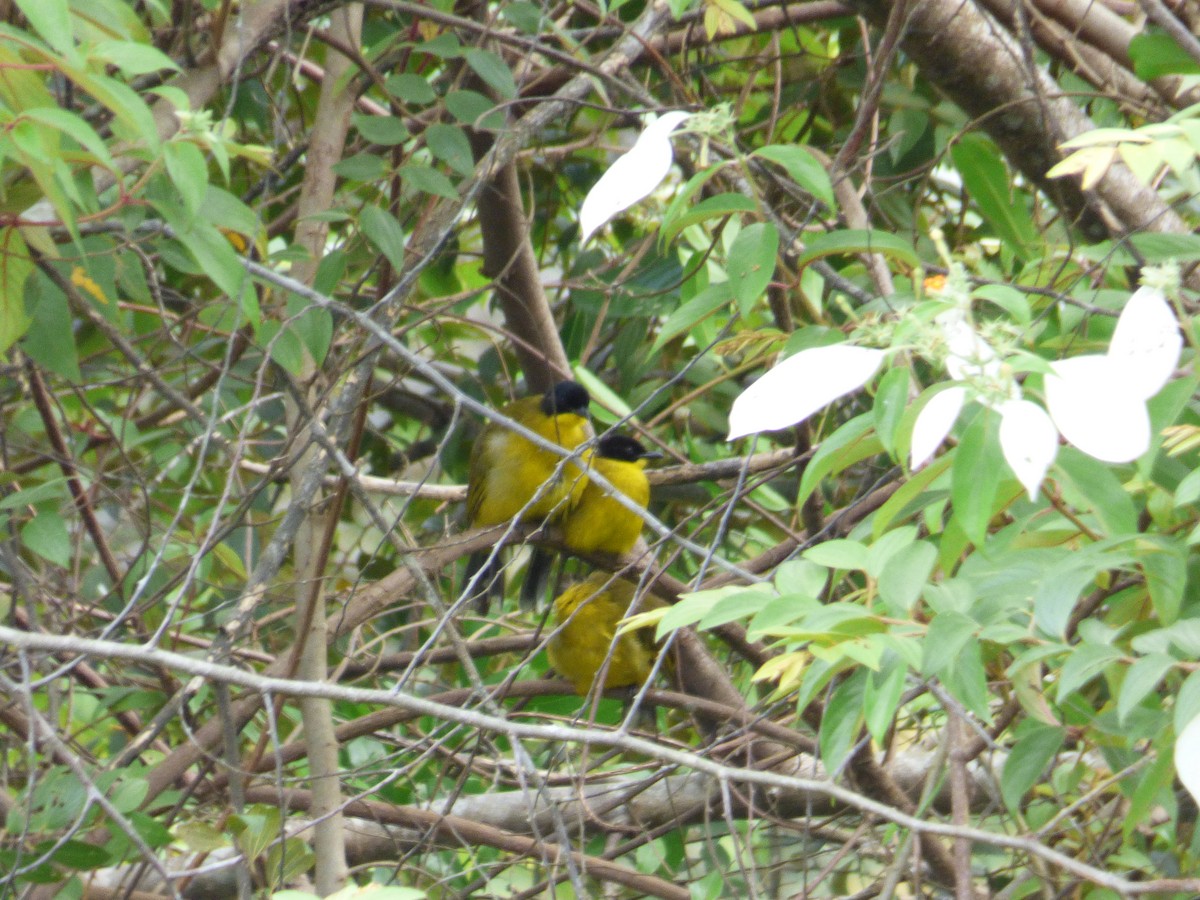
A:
51 840 111 870
177 220 253 320
360 205 407 271
872 454 951 538
465 48 516 99
0 228 34 352
13 0 78 60
257 318 304 376
1173 464 1200 507
795 229 921 270
385 73 436 105
1175 668 1200 735
863 658 907 745
950 410 1006 546
974 283 1032 327
1032 565 1095 639
163 140 208 220
1053 447 1138 537
89 40 178 76
444 89 503 130
197 185 261 238
1137 536 1187 624
22 106 115 169
1056 642 1122 701
22 508 71 568
872 365 909 459
819 669 866 773
650 280 733 352
1129 33 1200 79
1000 725 1065 811
878 540 936 615
657 585 774 639
804 538 868 571
797 414 882 508
400 163 458 200
353 113 409 146
659 193 758 246
753 144 834 208
726 222 778 315
286 293 332 369
263 837 316 889
424 123 474 176
659 165 725 243
502 2 544 32
332 152 386 181
65 68 158 152
21 269 80 379
922 611 977 676
945 639 991 720
1118 653 1175 724
951 134 1037 257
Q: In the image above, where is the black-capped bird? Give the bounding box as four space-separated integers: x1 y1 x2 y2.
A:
547 573 667 703
464 380 591 610
520 433 660 608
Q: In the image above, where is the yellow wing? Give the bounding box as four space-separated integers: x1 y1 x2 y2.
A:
466 391 590 527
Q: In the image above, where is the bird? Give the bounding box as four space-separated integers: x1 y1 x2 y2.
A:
463 381 591 610
563 433 660 555
547 573 667 703
519 433 660 608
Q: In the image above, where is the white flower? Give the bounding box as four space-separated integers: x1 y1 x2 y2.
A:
913 285 1183 493
938 310 1000 382
1043 286 1181 464
911 386 966 469
727 344 886 439
579 111 692 245
1043 355 1151 464
997 399 1058 499
1176 712 1200 807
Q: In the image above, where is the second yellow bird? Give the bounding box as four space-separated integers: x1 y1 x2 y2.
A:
520 433 660 607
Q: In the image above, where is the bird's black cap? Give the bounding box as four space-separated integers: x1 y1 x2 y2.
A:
597 434 663 462
541 380 590 417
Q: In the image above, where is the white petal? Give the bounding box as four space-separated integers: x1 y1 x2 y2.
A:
998 400 1058 500
727 345 885 439
910 386 966 469
1176 713 1200 807
1044 355 1150 463
579 111 692 244
1108 285 1182 399
938 312 1000 381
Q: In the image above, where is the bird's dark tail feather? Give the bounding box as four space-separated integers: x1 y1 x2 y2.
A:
464 550 505 614
519 547 555 610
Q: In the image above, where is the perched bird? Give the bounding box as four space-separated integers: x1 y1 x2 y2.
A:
520 433 660 608
563 434 660 555
464 381 591 610
547 573 667 700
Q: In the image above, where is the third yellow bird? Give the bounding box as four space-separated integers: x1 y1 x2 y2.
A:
547 573 666 696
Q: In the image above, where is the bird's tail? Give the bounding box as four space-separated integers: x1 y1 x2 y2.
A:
463 550 505 614
519 547 555 610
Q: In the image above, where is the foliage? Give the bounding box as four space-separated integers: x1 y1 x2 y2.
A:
2 0 1200 896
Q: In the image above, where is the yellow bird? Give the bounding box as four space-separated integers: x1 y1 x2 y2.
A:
520 433 660 608
547 573 666 697
563 433 660 555
464 381 591 609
